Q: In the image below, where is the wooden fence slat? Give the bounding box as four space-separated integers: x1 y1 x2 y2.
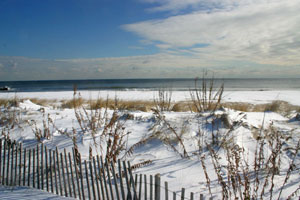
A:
84 160 91 200
100 156 110 200
118 159 125 200
110 161 120 200
127 161 138 200
6 141 11 185
56 148 63 196
96 155 105 200
79 155 86 200
60 153 68 197
180 188 185 200
144 175 147 200
89 158 96 200
23 148 26 186
64 149 72 197
45 146 49 192
69 152 77 198
28 149 31 187
122 160 131 200
37 144 40 189
49 149 53 193
33 149 35 188
41 144 44 190
139 174 142 200
154 174 161 200
14 143 18 185
150 175 153 200
199 194 204 200
0 139 2 184
10 143 14 186
19 143 22 186
135 174 138 190
72 148 81 200
165 181 169 200
93 157 101 200
2 140 6 184
104 158 114 200
53 150 59 195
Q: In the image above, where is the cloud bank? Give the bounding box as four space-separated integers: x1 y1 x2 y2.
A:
125 0 300 65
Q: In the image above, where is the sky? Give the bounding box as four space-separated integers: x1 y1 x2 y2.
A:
0 0 300 80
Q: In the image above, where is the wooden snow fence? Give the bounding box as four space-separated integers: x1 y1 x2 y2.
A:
0 138 210 200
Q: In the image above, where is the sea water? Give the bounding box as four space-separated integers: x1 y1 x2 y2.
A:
0 78 300 92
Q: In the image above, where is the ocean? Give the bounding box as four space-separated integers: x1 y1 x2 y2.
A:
0 78 300 92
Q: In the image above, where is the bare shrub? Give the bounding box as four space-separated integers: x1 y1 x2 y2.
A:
154 88 173 112
71 91 130 165
151 108 189 158
201 124 300 199
190 75 224 113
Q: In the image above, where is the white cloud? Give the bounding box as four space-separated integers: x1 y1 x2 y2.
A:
124 0 300 65
139 0 282 13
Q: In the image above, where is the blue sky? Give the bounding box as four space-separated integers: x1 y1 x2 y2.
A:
0 0 300 80
0 0 162 59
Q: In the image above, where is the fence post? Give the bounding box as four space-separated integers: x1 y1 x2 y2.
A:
18 143 22 186
190 192 194 200
127 161 138 200
60 153 68 197
84 160 91 200
93 157 101 200
180 188 185 200
105 158 114 200
110 161 120 200
155 174 161 200
100 156 110 200
199 194 204 200
144 175 147 200
41 144 44 190
14 143 18 185
53 150 59 195
165 181 169 200
0 139 2 184
68 152 77 198
139 174 142 200
89 158 96 200
150 175 153 200
23 148 26 186
37 144 40 189
33 149 36 188
97 155 106 200
6 141 11 185
10 142 14 186
28 149 31 187
49 149 54 193
2 140 6 184
118 159 125 200
79 155 86 200
72 148 81 199
64 149 72 197
45 146 49 192
123 160 132 200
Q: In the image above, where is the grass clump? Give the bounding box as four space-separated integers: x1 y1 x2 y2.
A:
189 74 224 113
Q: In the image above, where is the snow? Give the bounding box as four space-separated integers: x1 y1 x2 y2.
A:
1 90 300 199
1 90 300 105
0 185 74 199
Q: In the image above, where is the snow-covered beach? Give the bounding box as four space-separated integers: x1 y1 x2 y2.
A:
1 89 300 199
1 89 300 105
